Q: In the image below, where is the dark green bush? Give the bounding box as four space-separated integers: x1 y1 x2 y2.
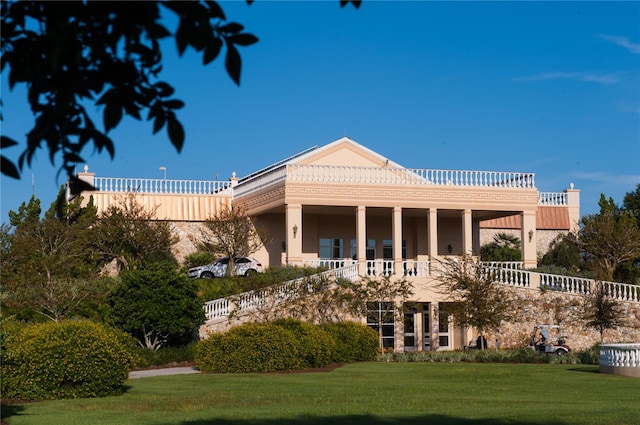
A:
1 320 138 400
108 262 205 347
321 321 378 363
183 252 215 270
273 318 336 368
196 322 302 373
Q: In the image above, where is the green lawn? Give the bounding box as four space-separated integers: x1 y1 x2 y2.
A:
3 362 639 425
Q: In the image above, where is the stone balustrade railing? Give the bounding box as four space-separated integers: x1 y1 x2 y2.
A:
203 264 359 321
93 177 232 195
599 344 640 378
538 191 568 206
233 164 536 198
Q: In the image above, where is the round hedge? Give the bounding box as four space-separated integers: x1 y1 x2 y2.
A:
1 320 138 400
321 321 379 363
196 322 302 373
272 318 335 368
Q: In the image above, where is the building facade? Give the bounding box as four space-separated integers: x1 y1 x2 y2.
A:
77 137 588 350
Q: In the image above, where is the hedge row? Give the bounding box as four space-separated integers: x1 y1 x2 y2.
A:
1 320 138 400
195 320 378 373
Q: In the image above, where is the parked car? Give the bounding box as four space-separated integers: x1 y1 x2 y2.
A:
188 257 263 279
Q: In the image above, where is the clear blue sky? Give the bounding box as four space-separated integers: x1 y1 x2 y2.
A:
2 1 639 222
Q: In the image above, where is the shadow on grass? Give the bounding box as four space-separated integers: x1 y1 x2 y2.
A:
566 366 601 374
0 403 25 424
178 415 567 425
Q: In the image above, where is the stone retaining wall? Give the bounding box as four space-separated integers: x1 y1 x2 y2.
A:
478 287 640 351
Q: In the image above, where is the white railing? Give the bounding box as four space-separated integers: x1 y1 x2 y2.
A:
287 165 535 188
93 177 232 195
233 164 536 198
203 264 359 321
538 192 568 206
203 262 640 323
599 344 640 378
539 274 640 302
402 260 432 277
481 263 531 287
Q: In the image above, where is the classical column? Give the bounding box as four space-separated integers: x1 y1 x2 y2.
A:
286 204 303 266
521 210 537 268
392 206 402 276
356 206 367 276
427 208 438 258
462 209 472 256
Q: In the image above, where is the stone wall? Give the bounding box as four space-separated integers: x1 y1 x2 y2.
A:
170 221 208 264
479 287 640 351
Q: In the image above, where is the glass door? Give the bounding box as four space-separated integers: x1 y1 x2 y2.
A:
438 304 451 350
403 311 416 351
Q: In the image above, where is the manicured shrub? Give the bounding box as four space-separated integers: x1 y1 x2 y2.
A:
1 320 138 400
108 262 205 348
273 318 336 368
196 322 302 373
321 321 378 363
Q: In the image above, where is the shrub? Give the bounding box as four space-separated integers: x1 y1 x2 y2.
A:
1 320 138 400
273 318 335 368
108 262 205 349
321 322 378 363
196 322 302 373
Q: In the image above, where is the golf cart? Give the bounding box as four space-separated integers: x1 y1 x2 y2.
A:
528 324 570 355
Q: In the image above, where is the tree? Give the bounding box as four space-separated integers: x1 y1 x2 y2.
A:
340 275 414 353
480 233 521 262
88 193 178 272
579 194 640 282
199 204 269 276
107 262 205 349
1 193 104 321
539 233 584 274
435 256 515 350
579 281 626 342
1 0 361 183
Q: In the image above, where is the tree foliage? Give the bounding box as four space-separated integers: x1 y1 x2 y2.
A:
539 233 584 274
435 256 515 349
579 281 626 342
1 193 103 321
579 194 640 281
88 193 178 272
107 262 205 349
0 0 258 183
480 232 521 262
1 0 361 183
199 204 269 276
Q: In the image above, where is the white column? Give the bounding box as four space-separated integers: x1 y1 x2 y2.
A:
286 204 303 266
462 209 472 256
393 206 402 276
356 206 367 276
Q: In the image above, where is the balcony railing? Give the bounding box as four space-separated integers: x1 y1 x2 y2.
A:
538 192 568 206
93 177 232 195
599 344 640 378
234 164 536 198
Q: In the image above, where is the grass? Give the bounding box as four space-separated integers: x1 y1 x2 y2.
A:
3 362 640 425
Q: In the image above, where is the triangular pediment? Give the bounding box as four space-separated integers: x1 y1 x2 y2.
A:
289 137 404 168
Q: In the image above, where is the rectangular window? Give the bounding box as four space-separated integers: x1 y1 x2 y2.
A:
366 302 395 349
366 239 376 260
319 238 343 259
350 239 357 260
383 239 392 259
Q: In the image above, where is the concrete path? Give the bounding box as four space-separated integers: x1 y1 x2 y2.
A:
128 366 201 379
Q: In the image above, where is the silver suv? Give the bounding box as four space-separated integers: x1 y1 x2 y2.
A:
188 257 263 279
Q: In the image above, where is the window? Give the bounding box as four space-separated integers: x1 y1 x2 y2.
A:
319 238 343 259
350 239 357 260
366 302 395 349
366 239 376 260
383 239 392 259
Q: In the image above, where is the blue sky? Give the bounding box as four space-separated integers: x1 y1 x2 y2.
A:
1 1 639 222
